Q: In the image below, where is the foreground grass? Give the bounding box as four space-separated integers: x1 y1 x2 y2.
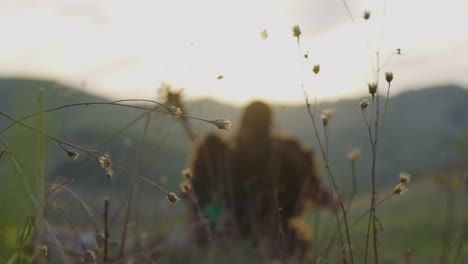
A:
310 179 467 263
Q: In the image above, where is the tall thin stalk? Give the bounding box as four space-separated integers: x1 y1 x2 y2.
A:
35 89 45 263
305 99 354 264
104 197 110 263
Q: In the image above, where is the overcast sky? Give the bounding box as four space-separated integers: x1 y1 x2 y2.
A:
1 0 467 104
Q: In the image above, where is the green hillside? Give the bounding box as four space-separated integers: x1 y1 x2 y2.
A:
0 78 467 262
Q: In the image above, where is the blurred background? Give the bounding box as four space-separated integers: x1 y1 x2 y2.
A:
0 0 467 263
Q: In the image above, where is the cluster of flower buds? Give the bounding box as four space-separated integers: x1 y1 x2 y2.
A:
313 64 320 75
393 172 411 194
360 99 370 110
98 154 114 179
363 10 371 20
167 192 180 204
321 108 336 126
292 25 301 39
368 82 378 98
210 118 231 130
167 105 183 118
347 148 361 161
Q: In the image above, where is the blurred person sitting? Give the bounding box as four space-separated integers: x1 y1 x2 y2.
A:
184 101 336 260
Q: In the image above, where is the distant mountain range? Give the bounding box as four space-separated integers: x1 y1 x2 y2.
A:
1 78 467 194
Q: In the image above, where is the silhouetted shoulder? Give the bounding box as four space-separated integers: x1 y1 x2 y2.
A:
187 133 231 208
274 135 318 175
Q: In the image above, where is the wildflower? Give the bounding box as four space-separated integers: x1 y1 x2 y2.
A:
180 180 192 194
313 64 320 74
67 150 79 160
98 154 111 169
399 172 411 184
211 118 231 130
363 10 371 20
84 249 97 264
360 99 370 110
321 108 336 126
261 29 268 40
292 25 301 39
167 192 180 204
167 105 182 118
385 72 394 83
181 168 193 180
347 148 361 161
368 82 378 97
393 183 408 194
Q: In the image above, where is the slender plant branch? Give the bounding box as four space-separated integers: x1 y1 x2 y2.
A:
454 220 468 264
0 100 227 136
304 98 355 264
57 202 88 251
46 184 99 232
0 111 172 196
104 197 110 263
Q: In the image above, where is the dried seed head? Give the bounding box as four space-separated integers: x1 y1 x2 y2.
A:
41 244 48 257
320 108 336 126
385 72 394 83
368 82 378 97
313 64 320 74
84 249 97 264
292 25 302 39
104 166 114 179
67 150 79 160
180 180 192 194
399 172 411 184
393 183 408 194
261 29 268 40
95 232 105 249
347 148 361 161
181 168 193 180
167 192 180 204
98 154 112 169
167 105 183 118
360 99 370 110
211 118 231 130
363 10 371 20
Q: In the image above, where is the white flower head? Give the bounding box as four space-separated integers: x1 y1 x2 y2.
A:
167 105 183 118
321 108 336 126
360 99 370 110
394 183 408 194
98 154 112 169
211 118 231 130
167 192 180 204
399 172 411 184
347 148 361 161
